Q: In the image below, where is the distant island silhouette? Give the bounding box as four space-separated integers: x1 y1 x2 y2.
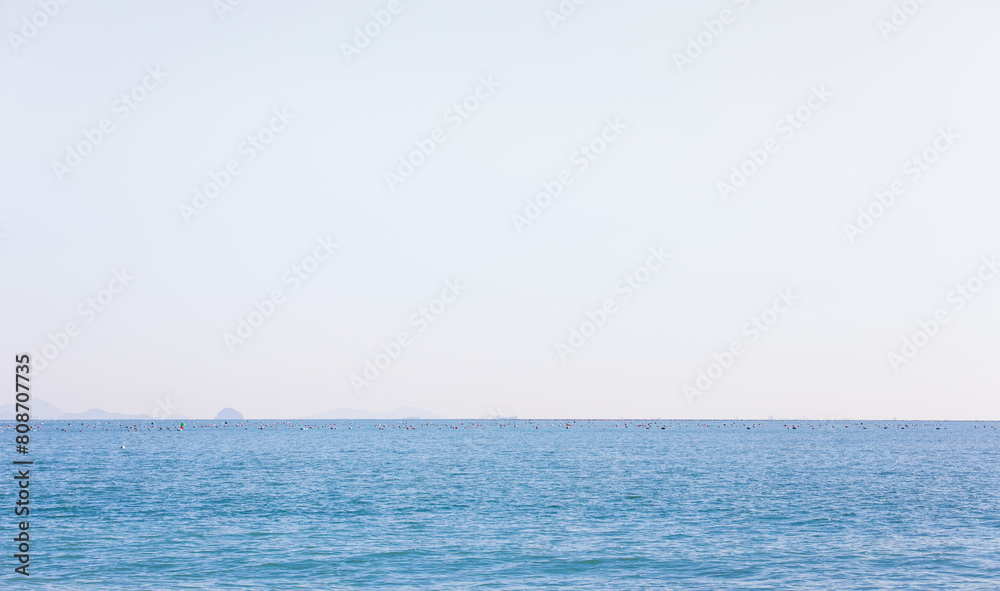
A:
0 399 445 421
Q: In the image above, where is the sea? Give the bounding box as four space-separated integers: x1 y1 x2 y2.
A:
3 420 999 589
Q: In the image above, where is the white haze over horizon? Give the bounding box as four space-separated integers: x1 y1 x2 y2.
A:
2 0 999 420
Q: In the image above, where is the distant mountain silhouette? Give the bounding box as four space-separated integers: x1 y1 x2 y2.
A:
0 399 443 421
309 406 446 420
58 409 159 420
215 408 244 420
0 399 188 421
0 398 64 420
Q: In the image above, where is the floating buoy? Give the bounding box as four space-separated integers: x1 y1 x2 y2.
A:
121 445 125 449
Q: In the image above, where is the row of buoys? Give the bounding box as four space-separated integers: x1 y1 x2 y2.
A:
4 421 996 432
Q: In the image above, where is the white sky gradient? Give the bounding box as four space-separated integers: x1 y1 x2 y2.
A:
2 0 999 419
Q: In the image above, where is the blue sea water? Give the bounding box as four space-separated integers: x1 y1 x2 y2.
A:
3 420 999 589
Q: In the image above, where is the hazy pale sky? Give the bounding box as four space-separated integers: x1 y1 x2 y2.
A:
2 0 999 419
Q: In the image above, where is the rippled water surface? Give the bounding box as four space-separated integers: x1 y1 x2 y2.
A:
4 420 999 589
